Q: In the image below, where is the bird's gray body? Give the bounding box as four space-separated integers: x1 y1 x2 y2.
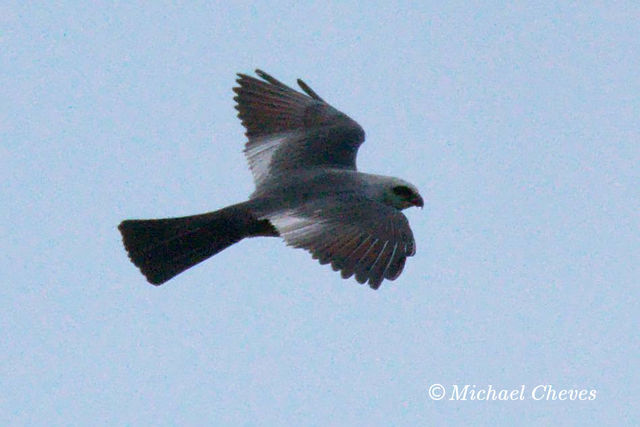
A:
250 168 405 211
119 70 423 289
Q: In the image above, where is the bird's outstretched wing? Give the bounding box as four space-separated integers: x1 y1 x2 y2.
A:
234 70 365 187
266 195 416 289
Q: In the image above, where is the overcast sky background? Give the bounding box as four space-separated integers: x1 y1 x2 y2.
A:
2 2 639 425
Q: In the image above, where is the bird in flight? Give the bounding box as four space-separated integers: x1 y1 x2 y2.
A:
119 70 423 289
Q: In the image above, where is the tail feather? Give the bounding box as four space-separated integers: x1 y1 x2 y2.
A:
118 203 277 285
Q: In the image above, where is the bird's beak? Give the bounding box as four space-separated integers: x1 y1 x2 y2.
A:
412 194 424 209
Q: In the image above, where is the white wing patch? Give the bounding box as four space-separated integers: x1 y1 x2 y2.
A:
268 211 327 246
244 133 296 185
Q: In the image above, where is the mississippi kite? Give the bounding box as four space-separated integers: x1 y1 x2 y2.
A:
119 70 423 289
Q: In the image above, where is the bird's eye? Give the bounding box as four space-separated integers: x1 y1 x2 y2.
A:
392 186 413 198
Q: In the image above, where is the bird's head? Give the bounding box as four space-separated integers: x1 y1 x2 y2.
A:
383 178 424 210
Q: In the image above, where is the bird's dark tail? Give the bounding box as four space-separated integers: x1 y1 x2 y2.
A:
118 202 278 285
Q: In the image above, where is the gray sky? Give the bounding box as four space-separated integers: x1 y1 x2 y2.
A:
2 2 638 425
